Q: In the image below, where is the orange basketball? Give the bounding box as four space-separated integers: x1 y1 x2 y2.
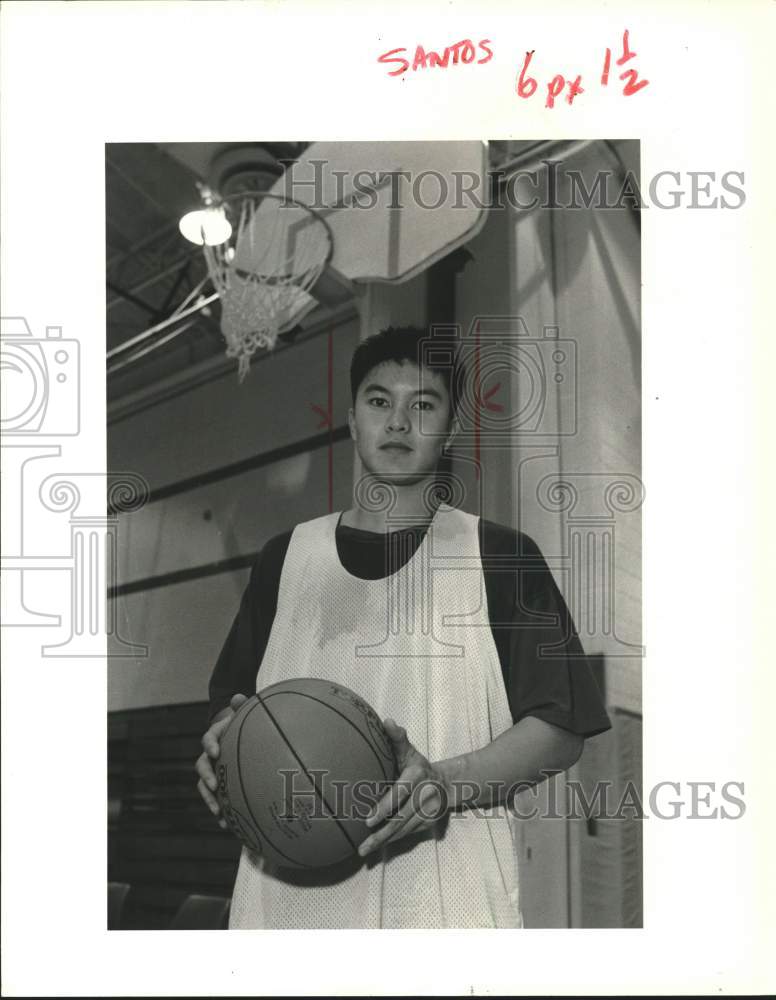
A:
215 678 398 869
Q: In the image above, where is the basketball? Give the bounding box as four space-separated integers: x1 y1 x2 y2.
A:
215 678 399 869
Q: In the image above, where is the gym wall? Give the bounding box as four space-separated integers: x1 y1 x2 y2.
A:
108 313 359 711
452 141 642 928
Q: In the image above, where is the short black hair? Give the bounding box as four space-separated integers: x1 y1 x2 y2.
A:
350 325 465 422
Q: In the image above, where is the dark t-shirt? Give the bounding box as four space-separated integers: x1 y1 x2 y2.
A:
208 515 612 738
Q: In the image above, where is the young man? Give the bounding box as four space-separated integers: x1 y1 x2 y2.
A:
196 325 611 928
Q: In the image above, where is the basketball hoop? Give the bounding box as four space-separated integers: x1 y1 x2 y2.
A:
201 192 333 380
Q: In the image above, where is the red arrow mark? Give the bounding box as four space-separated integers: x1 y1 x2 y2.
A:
476 381 504 413
310 403 331 429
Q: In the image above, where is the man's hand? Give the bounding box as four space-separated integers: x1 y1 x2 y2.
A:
356 714 586 858
195 693 248 828
358 718 452 857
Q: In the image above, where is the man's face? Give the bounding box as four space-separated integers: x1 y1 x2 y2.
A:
348 360 456 485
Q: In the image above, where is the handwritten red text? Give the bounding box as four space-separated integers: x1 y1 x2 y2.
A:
378 39 493 77
516 29 649 108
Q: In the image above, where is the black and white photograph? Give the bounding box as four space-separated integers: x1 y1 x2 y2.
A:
106 139 642 930
1 2 772 996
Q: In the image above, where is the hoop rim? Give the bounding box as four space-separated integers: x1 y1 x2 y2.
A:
210 189 335 271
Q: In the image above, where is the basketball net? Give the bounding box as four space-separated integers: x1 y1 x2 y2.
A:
203 193 332 381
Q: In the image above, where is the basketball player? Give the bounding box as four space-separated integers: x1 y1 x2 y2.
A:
196 325 611 928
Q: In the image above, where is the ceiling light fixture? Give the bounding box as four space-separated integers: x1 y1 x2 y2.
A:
178 184 232 246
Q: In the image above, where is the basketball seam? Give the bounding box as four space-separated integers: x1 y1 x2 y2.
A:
257 691 361 853
262 689 394 782
234 700 318 870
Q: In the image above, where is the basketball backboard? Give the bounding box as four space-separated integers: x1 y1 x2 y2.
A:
254 140 489 286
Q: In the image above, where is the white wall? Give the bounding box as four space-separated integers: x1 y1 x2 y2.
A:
500 143 643 713
511 141 642 928
108 315 360 711
452 140 642 927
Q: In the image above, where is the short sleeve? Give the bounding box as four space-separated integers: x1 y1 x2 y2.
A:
481 522 612 738
207 531 292 724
